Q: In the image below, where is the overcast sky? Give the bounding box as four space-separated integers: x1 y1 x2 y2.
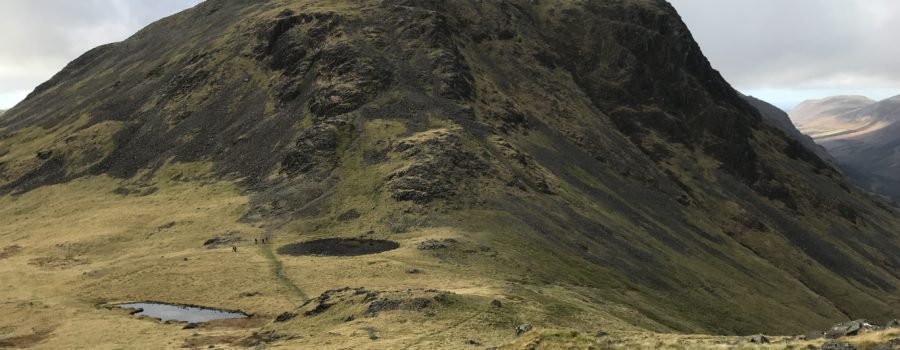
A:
669 0 900 109
1 1 898 111
0 0 201 110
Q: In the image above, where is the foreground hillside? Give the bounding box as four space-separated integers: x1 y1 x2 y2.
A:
1 0 899 348
790 95 900 200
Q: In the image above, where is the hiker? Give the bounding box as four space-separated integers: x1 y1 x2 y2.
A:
232 245 237 252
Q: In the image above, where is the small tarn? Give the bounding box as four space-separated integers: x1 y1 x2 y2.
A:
114 302 247 323
277 238 399 257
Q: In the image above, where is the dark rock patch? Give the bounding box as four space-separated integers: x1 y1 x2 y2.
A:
203 231 243 249
274 312 297 322
36 149 53 160
277 238 399 257
239 330 286 348
407 298 433 311
416 239 457 250
337 209 361 221
303 303 333 317
157 222 176 230
364 299 401 318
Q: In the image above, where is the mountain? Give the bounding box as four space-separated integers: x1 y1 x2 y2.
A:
743 95 836 165
1 0 899 348
791 95 876 125
790 95 900 200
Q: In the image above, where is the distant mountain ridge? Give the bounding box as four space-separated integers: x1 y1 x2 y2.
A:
792 95 877 125
789 95 900 200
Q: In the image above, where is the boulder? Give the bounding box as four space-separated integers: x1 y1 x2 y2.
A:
515 324 533 337
826 319 878 338
747 334 769 344
274 312 296 323
364 299 400 317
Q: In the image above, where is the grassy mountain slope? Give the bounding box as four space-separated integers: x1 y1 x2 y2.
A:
743 95 836 166
1 0 899 348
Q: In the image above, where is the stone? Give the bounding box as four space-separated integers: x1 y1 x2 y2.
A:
157 222 176 230
364 299 400 317
515 324 533 337
826 319 869 338
274 312 296 323
406 268 421 274
303 302 333 317
747 334 769 344
490 299 502 308
408 298 433 310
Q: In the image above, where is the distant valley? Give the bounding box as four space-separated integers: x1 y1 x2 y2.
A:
790 95 900 200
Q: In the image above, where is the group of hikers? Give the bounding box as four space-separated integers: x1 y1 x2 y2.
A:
231 237 270 252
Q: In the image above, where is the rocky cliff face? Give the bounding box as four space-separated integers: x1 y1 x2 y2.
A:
1 0 899 337
743 95 836 166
